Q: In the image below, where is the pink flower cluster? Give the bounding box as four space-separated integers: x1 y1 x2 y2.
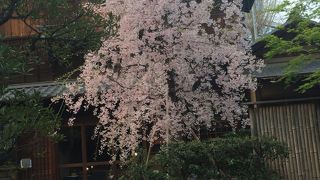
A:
59 0 263 162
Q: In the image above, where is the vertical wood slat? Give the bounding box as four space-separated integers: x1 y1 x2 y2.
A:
300 104 307 179
250 102 320 180
304 104 313 179
314 104 320 179
277 106 285 178
305 103 318 179
19 136 58 180
289 104 299 179
274 106 284 176
295 104 304 179
307 105 316 178
0 18 40 37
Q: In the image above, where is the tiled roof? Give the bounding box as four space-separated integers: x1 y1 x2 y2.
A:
254 60 320 78
1 81 69 100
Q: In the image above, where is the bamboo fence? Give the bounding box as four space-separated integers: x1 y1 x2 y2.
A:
250 102 320 180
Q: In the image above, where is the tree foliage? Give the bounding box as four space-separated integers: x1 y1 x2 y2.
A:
0 91 62 165
261 0 320 92
0 0 109 167
0 42 28 77
120 134 289 180
60 0 263 162
0 0 108 79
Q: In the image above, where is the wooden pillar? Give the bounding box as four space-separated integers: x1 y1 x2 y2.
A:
250 90 257 109
250 90 257 137
81 125 88 180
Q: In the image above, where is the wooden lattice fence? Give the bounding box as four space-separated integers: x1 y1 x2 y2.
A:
250 101 320 180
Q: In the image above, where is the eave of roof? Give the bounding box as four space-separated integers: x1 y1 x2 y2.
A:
1 81 69 101
254 59 320 78
251 20 320 78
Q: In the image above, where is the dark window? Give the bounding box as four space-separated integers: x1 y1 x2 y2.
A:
58 122 110 180
58 127 82 164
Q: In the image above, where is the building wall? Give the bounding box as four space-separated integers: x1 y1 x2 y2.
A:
1 18 55 85
17 134 58 180
0 17 41 38
250 77 320 179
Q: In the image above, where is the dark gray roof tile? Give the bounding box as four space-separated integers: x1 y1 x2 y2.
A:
1 81 69 101
254 60 320 78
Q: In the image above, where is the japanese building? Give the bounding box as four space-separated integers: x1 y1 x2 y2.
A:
0 1 256 179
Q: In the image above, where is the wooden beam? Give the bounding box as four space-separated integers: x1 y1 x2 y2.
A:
244 96 320 105
59 163 83 168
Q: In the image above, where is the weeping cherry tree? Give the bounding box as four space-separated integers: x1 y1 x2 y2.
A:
56 0 263 162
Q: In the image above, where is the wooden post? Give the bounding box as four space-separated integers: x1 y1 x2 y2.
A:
250 90 257 109
250 90 257 137
81 125 88 180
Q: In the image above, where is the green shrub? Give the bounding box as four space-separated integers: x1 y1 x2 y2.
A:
121 134 288 180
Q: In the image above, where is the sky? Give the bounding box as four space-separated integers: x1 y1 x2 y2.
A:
273 0 319 24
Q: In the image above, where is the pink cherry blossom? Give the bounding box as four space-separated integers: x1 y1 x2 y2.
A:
57 0 263 162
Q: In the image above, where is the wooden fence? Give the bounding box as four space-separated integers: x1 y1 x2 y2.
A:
17 135 58 180
250 101 320 180
0 17 41 38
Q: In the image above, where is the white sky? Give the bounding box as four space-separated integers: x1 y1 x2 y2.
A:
272 0 319 24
